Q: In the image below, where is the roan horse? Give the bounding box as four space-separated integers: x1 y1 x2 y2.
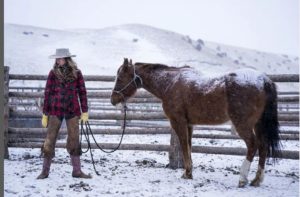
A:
110 58 281 187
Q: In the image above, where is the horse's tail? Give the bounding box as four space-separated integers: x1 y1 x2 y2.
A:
256 79 282 161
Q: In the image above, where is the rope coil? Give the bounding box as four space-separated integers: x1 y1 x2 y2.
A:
80 105 127 175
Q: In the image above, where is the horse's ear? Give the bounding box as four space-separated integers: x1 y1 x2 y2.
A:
123 58 129 66
129 59 133 65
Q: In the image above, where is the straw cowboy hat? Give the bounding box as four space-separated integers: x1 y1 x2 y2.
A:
49 48 76 59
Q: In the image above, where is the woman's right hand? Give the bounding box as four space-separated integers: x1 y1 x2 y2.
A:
42 114 48 128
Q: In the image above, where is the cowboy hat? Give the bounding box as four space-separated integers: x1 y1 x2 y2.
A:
49 48 76 59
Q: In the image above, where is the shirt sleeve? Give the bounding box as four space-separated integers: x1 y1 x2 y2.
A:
77 70 88 113
43 70 54 115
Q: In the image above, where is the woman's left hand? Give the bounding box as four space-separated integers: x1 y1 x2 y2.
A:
80 112 89 123
41 114 48 128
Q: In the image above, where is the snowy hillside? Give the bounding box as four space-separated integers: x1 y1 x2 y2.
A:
5 23 299 77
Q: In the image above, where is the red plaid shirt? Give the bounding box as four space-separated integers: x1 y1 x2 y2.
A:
43 69 88 118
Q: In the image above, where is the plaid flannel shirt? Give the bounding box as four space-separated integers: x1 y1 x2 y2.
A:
43 69 88 118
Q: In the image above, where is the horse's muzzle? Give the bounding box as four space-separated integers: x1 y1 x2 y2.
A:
110 96 117 106
110 92 121 106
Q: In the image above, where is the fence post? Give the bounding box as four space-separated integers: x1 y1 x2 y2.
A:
4 66 9 159
168 129 184 169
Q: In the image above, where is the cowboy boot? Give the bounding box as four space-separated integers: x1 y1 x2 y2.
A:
37 157 52 179
70 155 92 179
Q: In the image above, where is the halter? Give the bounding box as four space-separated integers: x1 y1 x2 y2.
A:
113 64 143 100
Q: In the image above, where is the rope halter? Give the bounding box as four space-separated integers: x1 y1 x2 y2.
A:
112 64 143 101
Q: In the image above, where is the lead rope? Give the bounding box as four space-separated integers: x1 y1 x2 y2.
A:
80 104 128 175
80 120 100 175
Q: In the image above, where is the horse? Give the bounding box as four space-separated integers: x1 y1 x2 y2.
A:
110 58 281 187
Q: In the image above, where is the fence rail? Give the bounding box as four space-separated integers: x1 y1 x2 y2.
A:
7 91 300 102
9 110 300 122
8 127 299 140
8 142 299 160
8 74 300 82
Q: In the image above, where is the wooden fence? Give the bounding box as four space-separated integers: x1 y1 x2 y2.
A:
4 66 299 167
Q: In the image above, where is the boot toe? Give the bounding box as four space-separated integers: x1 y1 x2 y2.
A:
37 173 49 179
72 171 92 179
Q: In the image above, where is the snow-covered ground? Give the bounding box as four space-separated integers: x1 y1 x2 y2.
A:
5 127 300 196
4 147 299 197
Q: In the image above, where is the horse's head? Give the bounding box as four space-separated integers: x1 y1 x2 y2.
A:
111 58 142 106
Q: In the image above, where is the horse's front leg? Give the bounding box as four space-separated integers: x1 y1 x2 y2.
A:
170 119 193 179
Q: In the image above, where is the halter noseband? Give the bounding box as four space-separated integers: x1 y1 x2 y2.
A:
113 64 143 100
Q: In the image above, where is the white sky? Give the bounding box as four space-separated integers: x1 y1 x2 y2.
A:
4 0 299 55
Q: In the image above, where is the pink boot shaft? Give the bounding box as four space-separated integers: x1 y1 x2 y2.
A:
70 155 92 179
37 157 52 179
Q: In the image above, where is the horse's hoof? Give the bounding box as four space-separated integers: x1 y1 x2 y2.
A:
181 173 193 179
238 180 248 188
250 179 260 187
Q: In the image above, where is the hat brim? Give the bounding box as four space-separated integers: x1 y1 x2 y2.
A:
49 55 76 59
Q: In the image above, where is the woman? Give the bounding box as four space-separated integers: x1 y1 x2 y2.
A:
37 48 91 179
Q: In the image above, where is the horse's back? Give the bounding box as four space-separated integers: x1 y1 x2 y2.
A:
163 68 268 125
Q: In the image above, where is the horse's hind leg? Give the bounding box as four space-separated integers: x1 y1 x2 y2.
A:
234 125 258 188
170 119 192 179
250 124 268 187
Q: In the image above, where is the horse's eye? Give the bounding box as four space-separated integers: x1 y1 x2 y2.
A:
117 77 125 83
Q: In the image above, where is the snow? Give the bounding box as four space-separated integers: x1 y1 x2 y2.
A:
229 68 267 89
179 68 225 94
4 129 299 196
4 147 299 197
171 67 266 94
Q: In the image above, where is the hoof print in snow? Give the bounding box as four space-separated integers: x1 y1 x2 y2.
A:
57 185 66 191
69 181 92 192
135 158 157 167
150 180 161 184
109 166 118 172
194 183 205 188
22 152 35 160
5 189 18 194
225 167 240 175
25 185 36 189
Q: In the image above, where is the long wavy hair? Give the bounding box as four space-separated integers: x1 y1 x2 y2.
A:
52 57 78 82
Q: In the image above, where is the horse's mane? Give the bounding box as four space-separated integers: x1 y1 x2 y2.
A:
134 62 190 71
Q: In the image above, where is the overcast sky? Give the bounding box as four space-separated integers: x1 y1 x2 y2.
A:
5 0 299 55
